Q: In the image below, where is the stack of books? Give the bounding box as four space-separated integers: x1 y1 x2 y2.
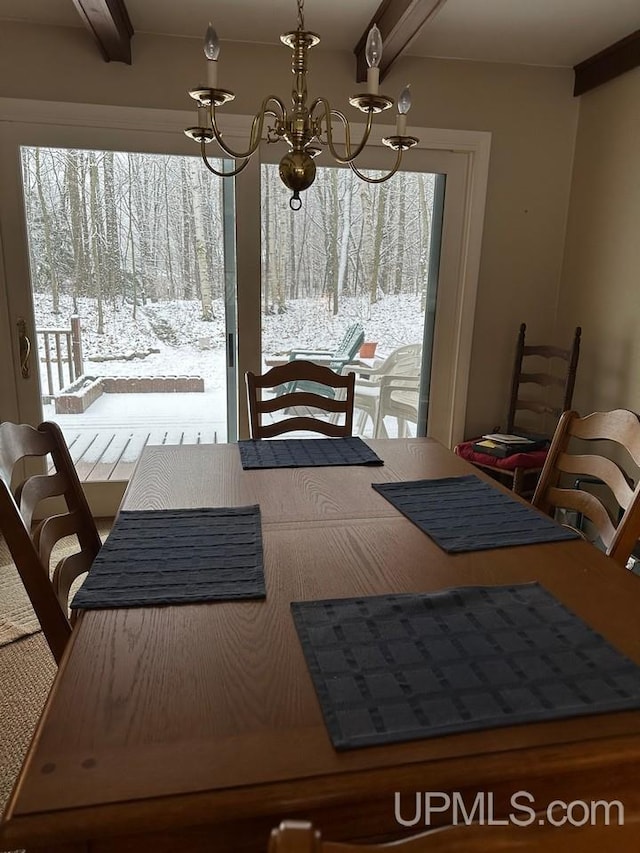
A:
472 433 548 459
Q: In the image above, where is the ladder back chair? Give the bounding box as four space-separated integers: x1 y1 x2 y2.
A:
269 817 640 853
532 408 640 567
456 323 581 496
246 360 356 439
0 420 102 664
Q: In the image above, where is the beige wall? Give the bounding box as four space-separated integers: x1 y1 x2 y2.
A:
0 22 580 437
557 67 640 416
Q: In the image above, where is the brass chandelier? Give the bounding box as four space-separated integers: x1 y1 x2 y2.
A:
185 0 418 209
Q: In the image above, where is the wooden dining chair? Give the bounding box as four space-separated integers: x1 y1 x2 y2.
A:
455 323 581 497
532 408 640 567
0 420 102 664
246 360 356 439
269 817 640 852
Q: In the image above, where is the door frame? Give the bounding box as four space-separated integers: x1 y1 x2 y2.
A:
0 98 490 456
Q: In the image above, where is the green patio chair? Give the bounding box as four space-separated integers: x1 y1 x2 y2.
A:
285 322 365 397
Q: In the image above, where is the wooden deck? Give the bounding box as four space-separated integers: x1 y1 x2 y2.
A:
56 426 218 483
42 385 225 483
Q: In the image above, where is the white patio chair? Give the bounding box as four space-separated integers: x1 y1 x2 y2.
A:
351 343 422 437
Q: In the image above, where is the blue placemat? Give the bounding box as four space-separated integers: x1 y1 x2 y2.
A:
238 437 383 469
373 475 580 552
292 583 640 750
71 506 265 609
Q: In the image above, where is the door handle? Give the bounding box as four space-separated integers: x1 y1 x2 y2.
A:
17 318 31 378
227 332 235 369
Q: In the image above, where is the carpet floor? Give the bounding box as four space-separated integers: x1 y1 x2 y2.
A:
0 520 112 848
0 633 56 828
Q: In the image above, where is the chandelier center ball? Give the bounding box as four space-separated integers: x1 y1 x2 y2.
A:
279 151 317 192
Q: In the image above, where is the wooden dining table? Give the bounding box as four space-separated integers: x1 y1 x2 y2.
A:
3 437 640 852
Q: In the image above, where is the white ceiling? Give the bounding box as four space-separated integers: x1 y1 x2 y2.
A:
0 0 638 67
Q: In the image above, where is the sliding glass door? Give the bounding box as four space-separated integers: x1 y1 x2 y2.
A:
0 112 243 512
259 146 465 440
18 146 237 471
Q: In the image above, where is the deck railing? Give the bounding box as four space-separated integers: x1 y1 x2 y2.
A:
36 315 84 400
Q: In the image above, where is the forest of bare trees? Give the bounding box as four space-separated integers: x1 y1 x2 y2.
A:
262 164 435 315
21 147 225 332
21 147 435 326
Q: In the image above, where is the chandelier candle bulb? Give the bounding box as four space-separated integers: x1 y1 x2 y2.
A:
396 84 412 135
204 22 220 88
365 23 383 94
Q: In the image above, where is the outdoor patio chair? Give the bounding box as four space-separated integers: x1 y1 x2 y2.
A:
455 323 581 497
246 360 355 438
286 322 365 395
351 343 422 437
532 408 640 567
0 420 102 664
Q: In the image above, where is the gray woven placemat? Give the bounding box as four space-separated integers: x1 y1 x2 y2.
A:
71 506 265 609
238 437 383 469
373 475 580 552
292 582 640 750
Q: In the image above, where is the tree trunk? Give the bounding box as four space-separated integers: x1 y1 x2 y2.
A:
102 151 123 308
88 152 104 334
34 148 61 314
336 171 352 309
66 151 87 313
189 168 213 321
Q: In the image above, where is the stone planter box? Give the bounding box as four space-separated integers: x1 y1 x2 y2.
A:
54 376 103 414
54 375 205 414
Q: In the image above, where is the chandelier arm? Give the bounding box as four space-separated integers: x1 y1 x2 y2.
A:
209 96 287 159
200 142 251 177
347 148 404 183
309 98 374 164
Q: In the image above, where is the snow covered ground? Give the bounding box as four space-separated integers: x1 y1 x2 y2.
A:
34 292 425 393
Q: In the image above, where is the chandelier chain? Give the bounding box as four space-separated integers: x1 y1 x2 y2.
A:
297 0 304 30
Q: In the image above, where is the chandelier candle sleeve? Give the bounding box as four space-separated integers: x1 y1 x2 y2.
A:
197 105 209 127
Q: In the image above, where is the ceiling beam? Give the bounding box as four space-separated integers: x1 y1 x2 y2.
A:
354 0 447 84
72 0 134 64
573 29 640 96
